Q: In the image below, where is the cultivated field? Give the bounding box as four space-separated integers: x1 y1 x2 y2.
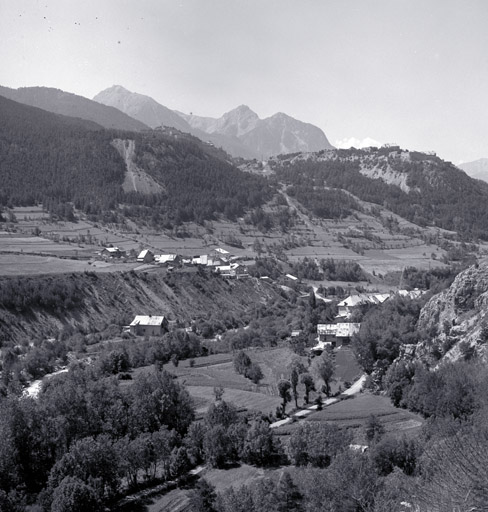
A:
275 392 424 444
0 201 462 279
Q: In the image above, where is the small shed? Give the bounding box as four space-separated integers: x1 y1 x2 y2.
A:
129 315 168 336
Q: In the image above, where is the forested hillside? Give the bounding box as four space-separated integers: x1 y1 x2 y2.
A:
272 147 488 240
0 97 272 226
0 96 125 218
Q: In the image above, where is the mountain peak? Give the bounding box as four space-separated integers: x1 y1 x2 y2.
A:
108 84 131 93
223 104 259 120
93 85 191 132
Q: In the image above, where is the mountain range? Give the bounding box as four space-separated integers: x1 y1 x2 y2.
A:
458 158 488 183
0 85 147 132
3 83 488 241
94 85 333 159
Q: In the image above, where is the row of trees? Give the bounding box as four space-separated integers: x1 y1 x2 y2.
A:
290 257 366 282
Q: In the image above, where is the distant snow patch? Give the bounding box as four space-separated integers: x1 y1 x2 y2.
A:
335 137 382 149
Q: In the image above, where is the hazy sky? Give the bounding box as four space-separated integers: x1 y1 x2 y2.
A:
1 0 487 163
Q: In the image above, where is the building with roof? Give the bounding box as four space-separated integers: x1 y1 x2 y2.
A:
155 254 181 266
337 293 390 319
129 315 168 336
101 247 125 259
137 249 154 263
214 263 248 278
313 322 361 350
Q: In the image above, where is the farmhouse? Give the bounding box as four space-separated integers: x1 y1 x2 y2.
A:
191 254 226 267
101 247 124 259
137 249 154 263
312 322 361 351
211 247 231 261
155 254 181 266
337 293 390 319
129 315 168 336
214 263 248 278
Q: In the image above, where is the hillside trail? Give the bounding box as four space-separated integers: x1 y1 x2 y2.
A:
270 373 366 427
280 188 318 234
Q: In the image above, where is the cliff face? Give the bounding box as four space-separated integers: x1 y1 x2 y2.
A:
416 264 488 363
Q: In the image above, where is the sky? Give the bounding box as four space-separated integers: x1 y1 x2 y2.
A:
1 0 487 164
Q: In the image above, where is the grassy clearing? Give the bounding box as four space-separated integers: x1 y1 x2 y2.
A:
145 487 190 512
202 463 281 492
130 348 297 417
186 386 282 416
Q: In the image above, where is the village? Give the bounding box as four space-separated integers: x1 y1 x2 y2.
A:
101 245 251 279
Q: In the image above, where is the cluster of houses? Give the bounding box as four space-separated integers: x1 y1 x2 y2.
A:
100 245 249 279
311 288 425 353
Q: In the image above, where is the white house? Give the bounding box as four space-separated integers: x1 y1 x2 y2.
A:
101 247 124 259
129 315 168 336
337 293 390 319
313 322 361 350
214 263 247 278
155 254 181 266
137 249 154 263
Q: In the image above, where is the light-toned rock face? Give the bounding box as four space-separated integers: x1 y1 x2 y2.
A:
111 138 165 195
416 265 488 363
359 163 412 192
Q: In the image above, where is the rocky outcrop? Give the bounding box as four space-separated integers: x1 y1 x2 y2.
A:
416 264 488 363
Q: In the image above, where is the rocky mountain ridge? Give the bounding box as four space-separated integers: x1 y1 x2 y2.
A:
93 85 191 133
181 104 334 159
459 158 488 183
416 264 488 364
94 85 333 159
